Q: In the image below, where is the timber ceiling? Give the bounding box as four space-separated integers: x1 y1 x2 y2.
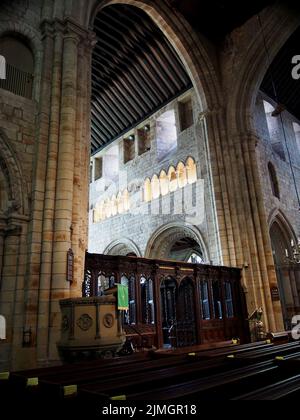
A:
91 4 192 154
91 2 300 155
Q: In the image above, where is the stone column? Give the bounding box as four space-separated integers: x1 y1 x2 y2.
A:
48 23 80 361
37 22 64 363
71 33 96 299
23 23 54 350
204 105 282 332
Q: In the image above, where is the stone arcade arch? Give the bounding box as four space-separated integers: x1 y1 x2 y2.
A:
269 213 300 329
104 238 142 257
222 5 300 332
145 222 208 262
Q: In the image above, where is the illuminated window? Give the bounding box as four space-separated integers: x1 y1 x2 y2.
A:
94 201 105 223
151 174 160 200
159 170 169 196
123 189 130 212
111 195 118 216
144 178 152 203
168 166 178 192
177 162 187 189
117 192 124 214
104 199 112 219
186 157 197 184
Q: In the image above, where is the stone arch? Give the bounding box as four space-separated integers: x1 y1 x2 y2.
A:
0 129 28 215
268 210 297 248
0 23 43 100
227 5 300 135
145 222 208 261
269 212 299 328
104 238 142 257
88 0 223 112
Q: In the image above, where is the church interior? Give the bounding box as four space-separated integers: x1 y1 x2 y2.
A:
0 0 300 409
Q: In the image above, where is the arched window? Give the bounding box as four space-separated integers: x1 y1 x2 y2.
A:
159 170 169 197
168 166 178 192
151 174 160 200
177 162 187 188
111 195 118 216
94 201 105 223
117 192 124 214
0 36 34 99
144 178 152 202
268 162 280 199
123 189 130 212
104 198 112 219
186 157 197 184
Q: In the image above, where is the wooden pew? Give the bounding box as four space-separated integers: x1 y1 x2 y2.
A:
232 374 300 400
8 352 150 390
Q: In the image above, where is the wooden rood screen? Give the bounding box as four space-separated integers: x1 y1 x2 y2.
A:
83 253 250 349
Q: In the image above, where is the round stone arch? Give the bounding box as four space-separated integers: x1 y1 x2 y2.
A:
145 222 209 261
0 23 43 101
104 238 142 257
0 129 28 216
88 0 223 113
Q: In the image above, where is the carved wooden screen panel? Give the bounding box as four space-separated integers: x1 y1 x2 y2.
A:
176 278 197 347
160 277 177 347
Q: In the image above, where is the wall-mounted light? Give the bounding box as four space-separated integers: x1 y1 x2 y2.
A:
128 135 135 141
285 239 300 264
144 125 150 132
23 327 32 347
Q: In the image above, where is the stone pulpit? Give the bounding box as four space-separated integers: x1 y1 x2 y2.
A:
57 294 126 362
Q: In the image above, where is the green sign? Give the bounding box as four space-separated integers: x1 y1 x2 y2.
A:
118 284 129 311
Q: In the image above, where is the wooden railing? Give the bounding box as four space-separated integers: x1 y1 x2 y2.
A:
0 63 33 99
83 253 250 349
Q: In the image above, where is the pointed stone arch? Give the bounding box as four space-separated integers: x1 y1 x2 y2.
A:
0 129 28 215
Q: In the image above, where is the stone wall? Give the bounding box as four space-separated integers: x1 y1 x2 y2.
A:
88 89 221 264
255 92 300 237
